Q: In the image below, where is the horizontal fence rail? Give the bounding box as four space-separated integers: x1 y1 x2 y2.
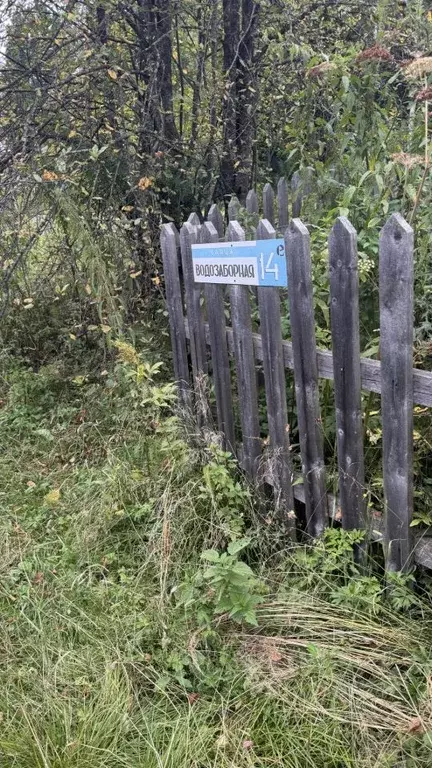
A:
160 177 432 571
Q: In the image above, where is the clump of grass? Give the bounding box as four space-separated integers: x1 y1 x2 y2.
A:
1 346 432 767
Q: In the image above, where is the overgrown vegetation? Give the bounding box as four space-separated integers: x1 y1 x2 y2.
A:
0 342 432 767
2 1 432 765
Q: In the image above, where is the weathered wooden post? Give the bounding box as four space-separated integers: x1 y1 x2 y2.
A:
207 204 224 239
329 217 365 534
227 221 261 479
263 183 275 225
228 195 241 222
285 219 327 537
277 177 289 230
180 222 208 426
200 221 236 453
379 213 414 572
246 189 259 215
160 224 190 407
257 218 295 534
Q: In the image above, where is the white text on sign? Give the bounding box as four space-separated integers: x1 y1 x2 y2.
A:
191 239 287 287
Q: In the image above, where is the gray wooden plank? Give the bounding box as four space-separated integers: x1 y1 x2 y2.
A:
246 189 259 214
207 204 225 239
379 213 414 572
160 224 191 407
191 322 432 408
228 195 241 222
187 212 201 227
277 177 289 230
180 222 208 386
291 171 302 218
263 183 275 225
257 218 295 534
166 221 180 249
329 217 365 532
285 218 327 537
227 220 261 479
200 221 236 453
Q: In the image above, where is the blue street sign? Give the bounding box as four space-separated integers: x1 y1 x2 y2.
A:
191 239 288 287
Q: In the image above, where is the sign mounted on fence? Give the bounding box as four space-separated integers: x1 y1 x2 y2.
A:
191 239 287 287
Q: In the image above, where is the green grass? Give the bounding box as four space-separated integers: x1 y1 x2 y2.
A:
1 345 432 767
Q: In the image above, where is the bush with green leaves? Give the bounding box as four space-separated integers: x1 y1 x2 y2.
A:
180 538 265 627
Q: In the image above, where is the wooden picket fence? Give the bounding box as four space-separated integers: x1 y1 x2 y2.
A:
160 177 432 572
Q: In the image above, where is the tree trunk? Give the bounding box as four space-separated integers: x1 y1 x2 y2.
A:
220 0 240 197
236 0 259 201
154 0 178 145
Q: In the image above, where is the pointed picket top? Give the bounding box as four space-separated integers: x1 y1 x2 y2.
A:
180 219 198 242
286 217 309 241
291 171 302 218
380 214 414 298
380 212 413 242
246 189 259 215
166 221 180 248
187 212 201 228
207 204 224 238
161 222 176 247
329 217 357 270
263 182 275 224
331 215 356 238
228 195 241 222
227 220 245 242
277 177 289 229
256 218 276 240
199 220 219 244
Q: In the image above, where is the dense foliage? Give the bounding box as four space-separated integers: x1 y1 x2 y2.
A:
1 343 432 767
2 3 432 764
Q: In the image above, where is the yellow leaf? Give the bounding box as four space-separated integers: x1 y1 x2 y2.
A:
85 283 92 295
130 270 142 279
42 170 59 182
107 69 117 80
122 205 134 212
68 130 77 138
44 488 61 505
152 276 161 286
137 176 153 191
69 333 76 340
100 324 111 334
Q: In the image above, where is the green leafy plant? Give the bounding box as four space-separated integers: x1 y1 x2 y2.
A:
181 538 265 627
293 528 366 589
199 447 250 540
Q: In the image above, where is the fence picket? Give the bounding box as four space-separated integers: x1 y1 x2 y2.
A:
187 212 201 228
200 221 236 453
207 204 224 239
246 189 259 214
277 177 289 230
257 219 295 533
286 219 327 537
291 172 301 218
180 222 208 389
379 214 414 572
162 201 431 568
228 195 241 222
263 183 275 225
160 224 190 407
329 217 365 532
227 220 261 479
